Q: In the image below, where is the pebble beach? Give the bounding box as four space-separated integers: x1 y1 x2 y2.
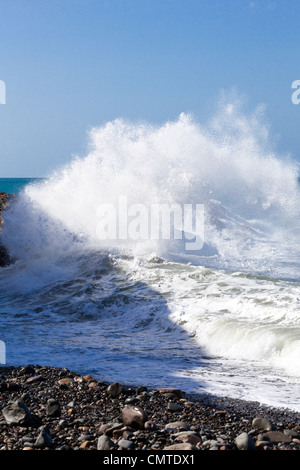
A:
0 364 300 452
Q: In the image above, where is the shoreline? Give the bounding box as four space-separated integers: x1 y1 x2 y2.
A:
0 364 299 451
1 194 299 451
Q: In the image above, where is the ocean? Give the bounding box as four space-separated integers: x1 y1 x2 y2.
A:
0 178 43 194
1 108 300 411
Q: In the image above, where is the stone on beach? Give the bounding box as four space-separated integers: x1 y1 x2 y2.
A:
118 438 134 450
164 421 190 431
156 388 184 398
167 402 183 412
121 404 148 429
46 399 61 417
35 425 52 448
2 400 32 426
265 431 292 443
106 382 123 397
252 416 274 431
97 435 113 450
57 378 73 387
234 432 256 450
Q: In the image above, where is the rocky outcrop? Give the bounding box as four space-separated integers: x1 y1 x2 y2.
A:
0 192 13 267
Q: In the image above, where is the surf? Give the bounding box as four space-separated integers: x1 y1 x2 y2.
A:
1 96 300 410
1 96 299 280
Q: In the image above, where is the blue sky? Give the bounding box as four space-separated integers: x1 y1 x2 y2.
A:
0 0 300 177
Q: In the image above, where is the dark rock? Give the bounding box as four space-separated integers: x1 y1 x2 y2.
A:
35 425 52 448
125 397 140 404
167 402 183 412
0 380 7 392
2 400 32 426
107 382 123 397
18 365 36 376
46 398 61 417
121 404 148 429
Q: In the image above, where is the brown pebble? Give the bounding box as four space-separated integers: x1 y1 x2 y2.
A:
112 429 124 439
175 433 202 445
58 378 73 386
88 381 98 388
214 410 228 416
83 375 96 382
265 431 291 443
156 388 183 398
79 440 93 449
121 405 148 429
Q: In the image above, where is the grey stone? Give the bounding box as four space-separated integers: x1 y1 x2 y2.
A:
97 434 113 450
35 425 52 448
46 398 61 417
118 438 134 450
234 432 256 450
167 402 183 412
2 400 32 426
165 421 189 431
252 417 274 431
107 382 123 397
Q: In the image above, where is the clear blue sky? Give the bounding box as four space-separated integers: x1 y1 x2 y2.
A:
0 0 300 177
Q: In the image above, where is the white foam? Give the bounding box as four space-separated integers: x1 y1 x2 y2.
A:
1 97 300 280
